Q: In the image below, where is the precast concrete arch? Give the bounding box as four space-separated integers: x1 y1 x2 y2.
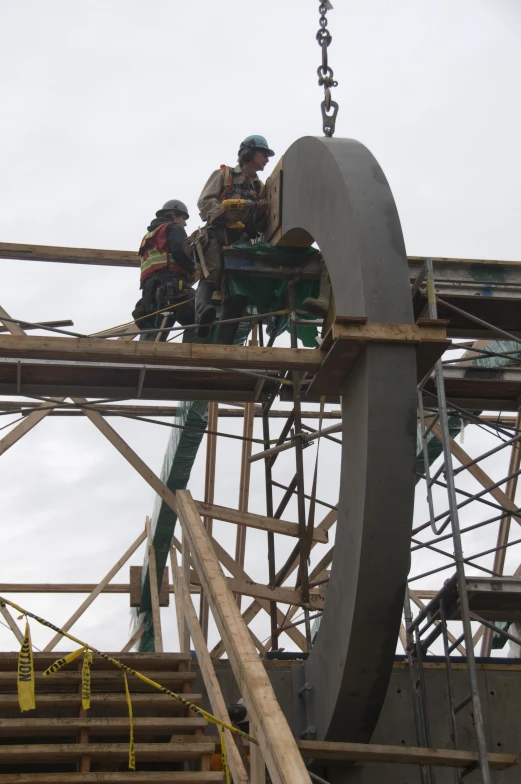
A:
280 137 417 743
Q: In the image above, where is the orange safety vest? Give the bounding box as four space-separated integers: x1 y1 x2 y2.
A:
138 223 188 287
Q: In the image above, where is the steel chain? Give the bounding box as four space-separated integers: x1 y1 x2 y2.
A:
316 1 338 136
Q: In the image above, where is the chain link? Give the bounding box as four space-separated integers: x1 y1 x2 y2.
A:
316 1 338 137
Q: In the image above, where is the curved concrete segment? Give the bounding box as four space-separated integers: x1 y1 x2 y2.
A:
279 137 417 742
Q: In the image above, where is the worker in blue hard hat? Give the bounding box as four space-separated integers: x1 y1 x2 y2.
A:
191 135 275 344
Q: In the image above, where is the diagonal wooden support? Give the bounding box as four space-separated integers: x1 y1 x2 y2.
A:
431 423 521 526
145 516 163 653
211 508 337 659
176 489 311 784
43 528 146 651
172 536 267 657
170 546 249 784
0 603 24 645
200 402 218 641
0 304 67 454
210 536 307 652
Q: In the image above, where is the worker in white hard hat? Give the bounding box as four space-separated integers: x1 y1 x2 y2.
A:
132 200 200 343
191 135 275 344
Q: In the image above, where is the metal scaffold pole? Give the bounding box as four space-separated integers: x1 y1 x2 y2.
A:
421 258 492 784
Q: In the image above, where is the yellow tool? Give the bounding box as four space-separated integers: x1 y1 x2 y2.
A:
221 198 254 229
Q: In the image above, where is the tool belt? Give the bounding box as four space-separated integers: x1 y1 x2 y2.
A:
187 227 211 280
132 271 189 331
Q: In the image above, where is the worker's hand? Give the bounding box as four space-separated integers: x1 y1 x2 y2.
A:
226 210 243 222
255 199 268 215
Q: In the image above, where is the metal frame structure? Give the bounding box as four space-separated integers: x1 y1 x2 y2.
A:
0 136 521 781
405 258 521 784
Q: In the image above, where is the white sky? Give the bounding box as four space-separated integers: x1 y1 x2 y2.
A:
0 0 520 656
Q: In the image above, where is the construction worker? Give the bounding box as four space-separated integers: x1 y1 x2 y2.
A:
133 199 200 343
193 134 275 344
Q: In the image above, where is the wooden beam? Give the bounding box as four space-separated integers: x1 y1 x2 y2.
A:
330 320 448 344
236 328 258 609
0 241 140 267
194 501 328 543
0 775 223 783
0 742 217 760
296 740 519 770
0 334 322 372
200 402 218 641
146 516 163 653
0 583 200 594
2 242 519 271
43 529 146 651
432 423 521 527
175 489 312 784
0 716 208 734
209 536 306 653
0 401 343 419
171 536 267 657
482 409 521 656
210 507 337 659
0 603 24 644
171 547 249 784
0 304 68 458
169 548 186 653
188 572 324 610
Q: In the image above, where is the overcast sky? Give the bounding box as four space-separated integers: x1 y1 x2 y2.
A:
0 0 520 656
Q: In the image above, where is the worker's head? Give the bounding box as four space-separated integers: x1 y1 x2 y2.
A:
157 199 190 227
238 135 275 172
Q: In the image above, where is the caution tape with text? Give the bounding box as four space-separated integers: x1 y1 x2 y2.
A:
3 596 257 782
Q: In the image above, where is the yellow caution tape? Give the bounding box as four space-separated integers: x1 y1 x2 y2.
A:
1 596 259 767
218 726 231 784
17 620 35 712
123 672 136 771
43 646 86 676
81 650 92 711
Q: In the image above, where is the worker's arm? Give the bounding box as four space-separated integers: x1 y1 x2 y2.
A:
166 224 195 275
197 169 227 225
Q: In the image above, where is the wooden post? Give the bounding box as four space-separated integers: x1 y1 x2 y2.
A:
176 488 311 784
43 529 146 651
235 327 258 609
200 401 218 640
170 546 249 784
250 720 266 784
211 508 336 659
481 409 521 656
169 548 186 650
145 516 163 653
179 535 191 654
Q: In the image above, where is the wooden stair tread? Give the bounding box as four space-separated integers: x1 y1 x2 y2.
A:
0 742 217 760
0 654 192 671
0 775 224 783
0 717 208 736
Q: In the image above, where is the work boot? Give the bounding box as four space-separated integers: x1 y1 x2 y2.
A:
215 296 248 346
195 282 217 338
303 264 331 318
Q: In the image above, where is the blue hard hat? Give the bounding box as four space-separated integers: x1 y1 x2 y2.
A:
239 135 275 157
